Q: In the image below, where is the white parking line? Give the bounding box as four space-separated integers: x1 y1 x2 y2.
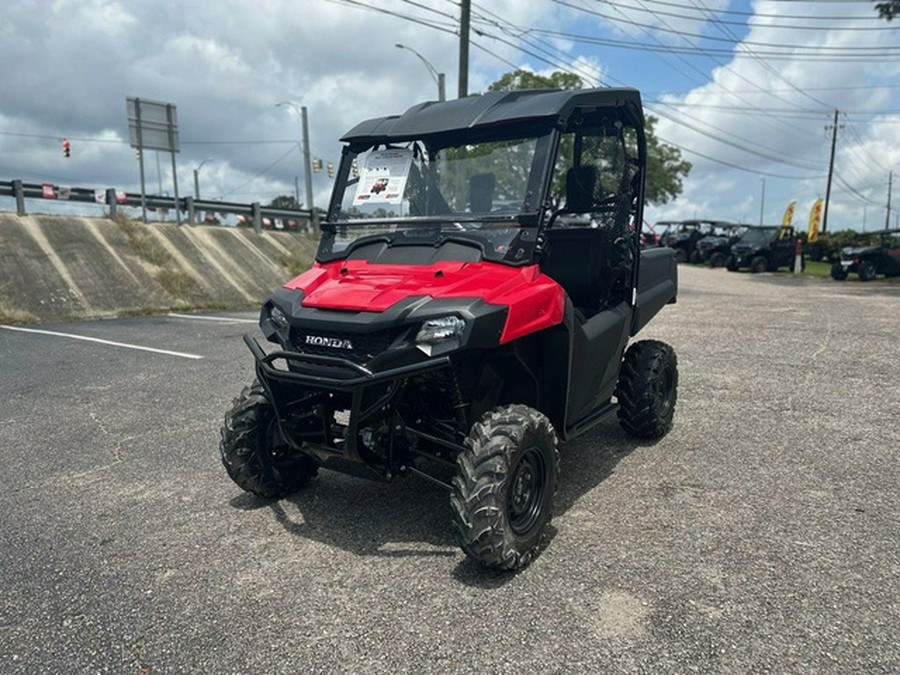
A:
0 325 204 360
167 312 257 324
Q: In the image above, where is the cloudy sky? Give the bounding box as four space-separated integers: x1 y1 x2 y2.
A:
1 0 898 231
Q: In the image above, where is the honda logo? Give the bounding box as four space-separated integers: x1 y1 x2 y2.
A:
305 334 354 350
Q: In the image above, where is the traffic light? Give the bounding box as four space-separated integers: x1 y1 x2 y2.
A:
351 160 359 178
312 157 322 173
327 162 334 178
62 139 70 158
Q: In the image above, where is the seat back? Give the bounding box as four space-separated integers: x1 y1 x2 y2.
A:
541 227 608 312
565 165 597 212
469 173 496 213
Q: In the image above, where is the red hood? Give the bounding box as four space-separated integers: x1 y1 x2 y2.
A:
283 260 565 344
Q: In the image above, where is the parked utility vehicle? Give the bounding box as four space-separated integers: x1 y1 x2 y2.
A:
220 89 679 570
831 229 900 281
656 219 719 263
693 222 745 266
726 225 799 273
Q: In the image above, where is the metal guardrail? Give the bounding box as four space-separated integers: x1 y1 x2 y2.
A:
0 179 317 233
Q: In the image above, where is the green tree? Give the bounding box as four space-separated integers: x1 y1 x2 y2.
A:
875 1 900 20
487 69 692 206
645 115 692 205
268 194 302 209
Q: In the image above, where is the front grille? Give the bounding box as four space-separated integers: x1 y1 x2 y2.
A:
291 328 399 365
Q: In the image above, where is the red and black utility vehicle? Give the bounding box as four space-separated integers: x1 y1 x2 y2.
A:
831 229 900 281
220 88 679 570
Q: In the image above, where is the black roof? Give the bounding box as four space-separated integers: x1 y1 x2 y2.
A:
340 88 643 145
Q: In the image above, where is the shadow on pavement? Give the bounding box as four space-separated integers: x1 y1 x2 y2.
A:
229 416 661 583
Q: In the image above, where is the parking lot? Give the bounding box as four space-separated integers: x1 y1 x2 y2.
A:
1 266 897 673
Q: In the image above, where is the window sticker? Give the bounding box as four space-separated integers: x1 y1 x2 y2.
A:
353 148 414 206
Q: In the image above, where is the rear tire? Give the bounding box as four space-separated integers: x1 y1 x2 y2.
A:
220 382 318 499
616 340 678 439
725 255 738 272
451 405 559 571
709 252 726 268
750 256 769 274
689 250 702 264
858 261 876 282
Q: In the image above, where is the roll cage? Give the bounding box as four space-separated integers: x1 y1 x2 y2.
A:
321 88 647 271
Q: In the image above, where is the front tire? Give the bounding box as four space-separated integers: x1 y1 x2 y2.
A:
709 252 727 268
750 256 769 274
725 255 738 272
451 405 559 571
616 340 678 439
830 263 848 280
220 382 318 499
858 261 876 282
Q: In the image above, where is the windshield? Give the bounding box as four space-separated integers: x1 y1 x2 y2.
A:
738 228 778 246
319 134 548 265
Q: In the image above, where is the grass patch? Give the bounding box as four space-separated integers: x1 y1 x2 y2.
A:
799 261 832 279
279 252 311 277
114 213 172 267
156 269 202 299
0 304 38 325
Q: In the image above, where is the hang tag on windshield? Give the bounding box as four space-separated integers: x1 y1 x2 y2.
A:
353 148 414 206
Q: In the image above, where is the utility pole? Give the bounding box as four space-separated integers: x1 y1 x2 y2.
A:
759 178 766 225
822 109 840 235
886 170 893 230
458 0 471 98
276 102 316 225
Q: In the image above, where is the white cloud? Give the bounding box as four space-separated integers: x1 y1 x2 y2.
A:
0 0 896 231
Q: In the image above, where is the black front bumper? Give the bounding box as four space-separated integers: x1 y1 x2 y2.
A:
245 335 458 481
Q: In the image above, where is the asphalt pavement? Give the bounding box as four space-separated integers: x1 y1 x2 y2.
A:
0 266 897 673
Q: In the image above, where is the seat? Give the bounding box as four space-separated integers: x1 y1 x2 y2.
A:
469 173 496 213
565 165 597 212
542 226 609 316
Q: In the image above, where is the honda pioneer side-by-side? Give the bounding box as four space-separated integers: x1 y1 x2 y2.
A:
220 89 679 570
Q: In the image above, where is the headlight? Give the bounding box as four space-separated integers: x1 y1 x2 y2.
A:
269 305 290 330
416 316 465 344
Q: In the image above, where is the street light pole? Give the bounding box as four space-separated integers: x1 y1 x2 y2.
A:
395 43 446 101
193 157 212 199
276 101 316 224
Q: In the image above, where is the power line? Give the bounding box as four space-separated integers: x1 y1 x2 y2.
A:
221 145 299 198
687 0 833 110
550 1 900 55
655 134 827 179
470 4 831 174
592 0 893 30
603 0 886 21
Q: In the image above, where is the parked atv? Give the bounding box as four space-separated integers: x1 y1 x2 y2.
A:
831 229 900 281
656 219 719 263
694 222 745 267
220 88 679 570
726 225 800 273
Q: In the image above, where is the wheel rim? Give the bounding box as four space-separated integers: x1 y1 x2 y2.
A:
506 447 546 535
